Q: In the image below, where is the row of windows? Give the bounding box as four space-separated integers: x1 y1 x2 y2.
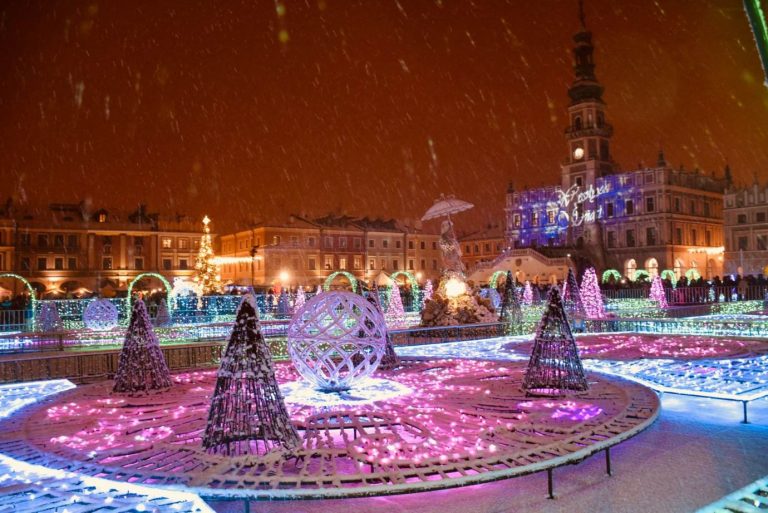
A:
231 235 438 252
161 237 199 250
19 233 80 249
606 227 713 248
736 234 768 251
21 256 79 271
224 256 439 273
736 212 768 224
464 242 504 255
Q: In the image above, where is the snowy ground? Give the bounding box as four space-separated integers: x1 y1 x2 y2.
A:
206 394 768 513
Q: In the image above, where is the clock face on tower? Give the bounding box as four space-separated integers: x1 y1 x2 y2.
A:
573 147 584 160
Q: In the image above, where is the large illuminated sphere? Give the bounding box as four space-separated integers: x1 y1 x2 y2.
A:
83 298 119 331
287 291 387 391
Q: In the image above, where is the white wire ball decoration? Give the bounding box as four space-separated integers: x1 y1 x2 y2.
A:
83 298 119 331
287 291 388 392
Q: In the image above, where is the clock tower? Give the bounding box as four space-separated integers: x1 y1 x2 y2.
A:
561 1 614 192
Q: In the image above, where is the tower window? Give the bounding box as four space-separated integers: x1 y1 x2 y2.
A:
574 116 582 130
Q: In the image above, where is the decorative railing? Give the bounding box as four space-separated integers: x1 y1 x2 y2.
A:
601 285 768 305
472 247 568 274
581 316 768 338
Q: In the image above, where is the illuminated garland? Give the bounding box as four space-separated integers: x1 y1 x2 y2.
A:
126 272 173 319
601 269 622 284
323 270 358 292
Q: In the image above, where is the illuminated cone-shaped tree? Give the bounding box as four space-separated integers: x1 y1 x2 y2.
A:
385 285 407 328
562 268 585 317
194 215 223 295
203 294 300 455
522 287 588 396
154 299 171 327
294 286 306 312
37 301 63 332
113 300 172 394
315 284 322 295
500 271 523 335
421 279 433 308
531 284 541 303
522 281 533 306
579 267 605 318
649 275 668 308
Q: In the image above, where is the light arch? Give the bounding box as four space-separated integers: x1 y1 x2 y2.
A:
126 272 173 317
323 271 358 292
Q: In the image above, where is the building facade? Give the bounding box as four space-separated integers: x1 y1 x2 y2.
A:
724 181 768 276
0 201 206 298
218 214 442 290
504 15 727 281
459 224 506 273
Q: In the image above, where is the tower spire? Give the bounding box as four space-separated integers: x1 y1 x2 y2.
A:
568 0 603 103
578 0 586 30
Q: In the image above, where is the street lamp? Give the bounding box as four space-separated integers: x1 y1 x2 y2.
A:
250 244 259 292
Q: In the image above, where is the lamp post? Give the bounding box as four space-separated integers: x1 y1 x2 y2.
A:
250 244 259 292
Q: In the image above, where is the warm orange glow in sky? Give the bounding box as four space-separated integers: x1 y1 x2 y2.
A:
1 1 766 232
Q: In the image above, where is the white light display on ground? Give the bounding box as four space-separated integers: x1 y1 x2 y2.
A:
287 291 388 391
82 299 119 331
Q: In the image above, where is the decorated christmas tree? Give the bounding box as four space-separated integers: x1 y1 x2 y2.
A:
203 295 300 455
193 215 223 295
37 301 63 332
649 275 668 308
562 268 585 317
113 300 172 394
522 281 533 306
579 267 605 319
500 271 523 335
522 287 589 396
294 286 306 312
421 279 433 308
154 299 171 327
385 285 407 328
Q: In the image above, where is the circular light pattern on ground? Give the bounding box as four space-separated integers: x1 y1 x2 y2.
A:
507 334 768 361
0 360 659 499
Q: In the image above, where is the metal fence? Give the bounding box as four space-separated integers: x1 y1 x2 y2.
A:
601 285 768 305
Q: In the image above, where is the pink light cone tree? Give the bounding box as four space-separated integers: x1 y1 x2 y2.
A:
579 267 605 319
385 285 407 328
649 275 668 308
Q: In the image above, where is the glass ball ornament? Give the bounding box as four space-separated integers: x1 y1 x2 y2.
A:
287 291 387 392
83 298 119 331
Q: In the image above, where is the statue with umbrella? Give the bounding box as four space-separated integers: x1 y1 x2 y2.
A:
421 194 474 280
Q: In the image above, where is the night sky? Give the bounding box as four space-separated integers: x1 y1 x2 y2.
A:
1 0 767 233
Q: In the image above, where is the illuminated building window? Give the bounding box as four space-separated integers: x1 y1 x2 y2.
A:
324 255 333 269
626 230 636 248
547 210 555 224
353 256 362 270
646 197 655 213
179 238 189 250
308 258 316 270
162 259 172 270
179 259 188 270
192 239 200 250
757 235 767 251
408 259 414 270
339 258 347 270
408 240 414 250
161 238 172 249
369 259 375 270
625 199 634 215
54 257 63 270
273 235 281 245
395 240 401 249
98 213 107 223
606 202 614 218
532 212 539 226
646 227 657 246
101 257 112 270
420 241 426 250
737 214 747 224
369 239 375 248
382 240 389 249
339 237 347 249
